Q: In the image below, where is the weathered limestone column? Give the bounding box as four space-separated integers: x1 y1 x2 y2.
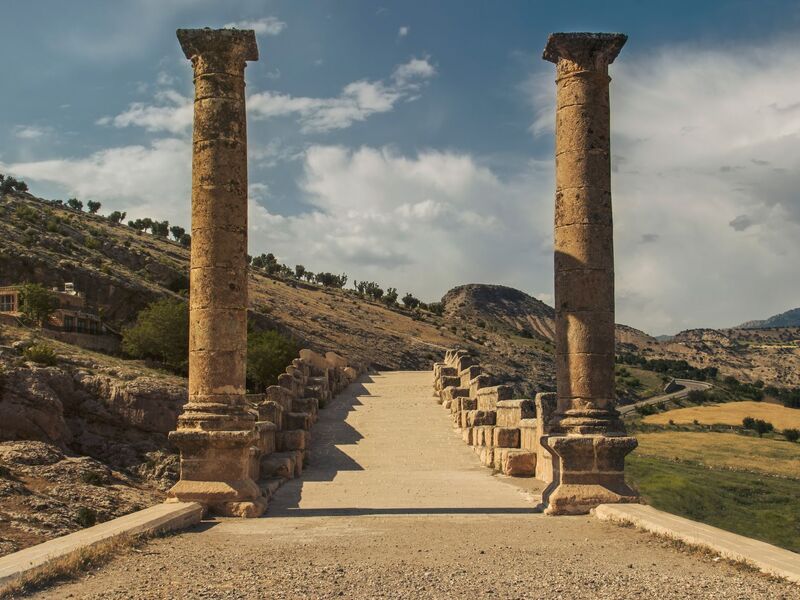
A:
167 28 266 517
540 32 639 515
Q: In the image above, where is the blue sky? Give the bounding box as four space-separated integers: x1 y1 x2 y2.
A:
2 0 800 334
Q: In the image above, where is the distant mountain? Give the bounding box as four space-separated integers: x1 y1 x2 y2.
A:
737 307 800 329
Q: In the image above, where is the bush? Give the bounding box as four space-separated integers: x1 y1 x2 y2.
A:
783 429 800 443
23 344 58 366
402 293 420 309
86 200 102 214
122 299 189 373
0 174 29 195
169 225 185 241
246 330 298 392
742 417 774 437
76 507 97 528
383 287 398 306
66 198 83 211
84 236 101 250
315 272 348 288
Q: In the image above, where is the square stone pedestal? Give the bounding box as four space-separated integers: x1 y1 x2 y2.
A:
541 434 639 515
167 429 267 518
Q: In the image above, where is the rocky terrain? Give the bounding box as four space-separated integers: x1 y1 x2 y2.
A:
0 324 185 555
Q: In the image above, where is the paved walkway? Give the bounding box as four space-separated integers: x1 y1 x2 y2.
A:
30 372 799 599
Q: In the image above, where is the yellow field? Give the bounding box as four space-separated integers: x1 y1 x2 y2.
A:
644 400 800 429
634 431 800 478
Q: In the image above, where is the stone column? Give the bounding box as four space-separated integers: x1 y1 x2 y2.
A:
540 32 639 515
167 28 266 518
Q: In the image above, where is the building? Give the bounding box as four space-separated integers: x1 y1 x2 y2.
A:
0 283 105 335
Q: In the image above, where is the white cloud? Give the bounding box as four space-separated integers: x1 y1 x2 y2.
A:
13 126 51 140
2 138 191 226
246 145 550 295
97 90 193 134
529 36 800 332
398 26 409 38
224 17 287 36
248 57 437 133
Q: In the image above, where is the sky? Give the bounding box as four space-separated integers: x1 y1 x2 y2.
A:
1 0 800 336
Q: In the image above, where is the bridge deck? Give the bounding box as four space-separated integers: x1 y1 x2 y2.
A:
30 372 797 599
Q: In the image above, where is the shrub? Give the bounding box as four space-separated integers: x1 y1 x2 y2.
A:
743 417 774 437
0 174 29 195
294 264 306 279
742 417 755 429
84 236 101 250
246 330 298 393
24 344 58 366
427 302 444 316
15 204 38 222
122 299 189 373
66 198 83 211
76 507 97 528
86 200 102 214
315 272 347 288
178 233 191 247
783 429 800 443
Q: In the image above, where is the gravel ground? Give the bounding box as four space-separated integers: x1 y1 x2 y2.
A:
22 372 800 599
27 514 799 599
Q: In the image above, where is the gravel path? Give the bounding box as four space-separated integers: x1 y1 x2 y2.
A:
28 372 800 599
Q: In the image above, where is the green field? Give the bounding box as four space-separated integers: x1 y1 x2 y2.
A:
627 454 800 552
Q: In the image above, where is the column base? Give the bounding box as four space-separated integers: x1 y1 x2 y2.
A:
167 428 266 518
541 434 639 515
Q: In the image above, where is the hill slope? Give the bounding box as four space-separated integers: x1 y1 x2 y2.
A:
738 307 800 329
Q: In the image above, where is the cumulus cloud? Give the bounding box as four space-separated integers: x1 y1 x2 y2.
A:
246 145 551 292
248 57 437 133
529 35 800 332
224 17 287 36
2 138 191 226
97 90 192 134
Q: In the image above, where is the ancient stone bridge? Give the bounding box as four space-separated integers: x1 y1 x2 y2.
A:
165 28 637 519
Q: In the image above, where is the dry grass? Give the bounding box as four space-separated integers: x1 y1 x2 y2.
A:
634 431 800 478
0 533 147 598
643 401 800 430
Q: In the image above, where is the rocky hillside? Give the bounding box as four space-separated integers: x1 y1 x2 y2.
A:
0 323 184 555
738 307 800 329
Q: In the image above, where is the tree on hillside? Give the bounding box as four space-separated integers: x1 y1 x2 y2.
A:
295 264 306 279
402 293 420 309
170 225 185 241
315 272 347 288
0 174 28 195
303 271 315 283
427 302 444 316
784 428 800 443
383 287 398 306
18 283 58 326
66 198 83 211
86 200 102 214
122 299 189 373
107 211 126 224
151 220 170 237
178 233 191 247
246 330 298 393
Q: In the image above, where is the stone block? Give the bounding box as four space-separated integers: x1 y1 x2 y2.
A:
492 427 520 449
277 430 309 452
472 426 494 447
254 421 277 456
260 452 296 480
494 449 536 476
462 427 475 445
466 410 496 427
459 365 481 387
286 412 312 431
495 399 536 427
469 374 491 396
476 385 512 411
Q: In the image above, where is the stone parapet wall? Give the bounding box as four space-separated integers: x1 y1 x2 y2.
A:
432 349 555 482
246 349 363 503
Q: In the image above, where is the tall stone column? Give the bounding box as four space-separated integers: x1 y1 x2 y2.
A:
167 28 266 518
540 32 639 515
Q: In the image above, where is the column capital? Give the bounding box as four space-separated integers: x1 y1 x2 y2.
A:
177 28 259 73
542 32 626 73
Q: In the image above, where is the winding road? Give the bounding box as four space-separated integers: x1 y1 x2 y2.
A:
619 378 714 416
